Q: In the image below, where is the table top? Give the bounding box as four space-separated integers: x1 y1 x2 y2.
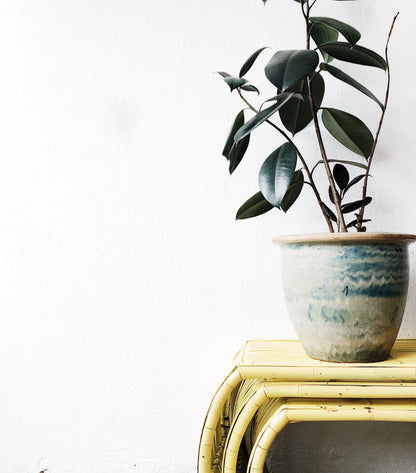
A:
235 339 416 382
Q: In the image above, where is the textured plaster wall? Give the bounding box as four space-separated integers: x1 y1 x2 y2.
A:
0 1 416 472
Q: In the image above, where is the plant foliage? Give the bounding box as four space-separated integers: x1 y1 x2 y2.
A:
217 0 398 232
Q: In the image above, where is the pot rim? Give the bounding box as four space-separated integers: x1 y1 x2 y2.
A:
272 232 416 245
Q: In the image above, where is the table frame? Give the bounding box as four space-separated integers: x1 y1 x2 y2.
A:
198 339 416 473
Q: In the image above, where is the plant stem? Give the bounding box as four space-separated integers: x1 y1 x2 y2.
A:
237 89 334 232
356 12 399 231
301 0 308 21
303 4 347 231
308 80 347 231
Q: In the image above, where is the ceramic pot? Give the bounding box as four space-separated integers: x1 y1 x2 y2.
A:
273 233 416 363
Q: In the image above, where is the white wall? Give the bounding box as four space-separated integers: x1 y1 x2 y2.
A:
0 1 416 472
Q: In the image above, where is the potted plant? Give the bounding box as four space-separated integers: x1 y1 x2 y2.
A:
217 0 416 362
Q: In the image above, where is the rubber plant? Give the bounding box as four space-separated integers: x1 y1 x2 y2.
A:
218 0 398 232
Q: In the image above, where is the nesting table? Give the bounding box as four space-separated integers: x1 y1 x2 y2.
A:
197 339 416 473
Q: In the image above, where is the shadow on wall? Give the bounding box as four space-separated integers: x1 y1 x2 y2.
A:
267 421 416 472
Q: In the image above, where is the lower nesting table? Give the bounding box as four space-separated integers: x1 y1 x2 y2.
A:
197 339 416 473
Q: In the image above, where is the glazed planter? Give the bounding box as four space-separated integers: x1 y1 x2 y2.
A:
273 233 416 363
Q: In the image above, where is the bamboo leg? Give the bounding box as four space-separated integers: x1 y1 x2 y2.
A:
198 368 243 473
248 399 416 473
222 386 270 473
222 380 416 473
248 405 289 473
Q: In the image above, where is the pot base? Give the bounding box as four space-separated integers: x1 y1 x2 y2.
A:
303 343 393 363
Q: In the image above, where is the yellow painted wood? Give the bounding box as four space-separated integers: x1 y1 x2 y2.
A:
263 382 416 398
197 369 242 473
252 398 284 443
237 339 416 381
211 397 234 473
250 412 288 471
222 388 270 473
221 379 416 473
198 339 416 473
248 398 416 473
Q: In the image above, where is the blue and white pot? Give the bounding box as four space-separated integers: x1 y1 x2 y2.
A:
273 233 416 362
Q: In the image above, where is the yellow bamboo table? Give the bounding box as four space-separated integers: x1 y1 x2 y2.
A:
198 339 416 473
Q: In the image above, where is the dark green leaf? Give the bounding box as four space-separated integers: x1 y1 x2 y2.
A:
223 77 248 91
319 42 387 70
328 186 341 205
240 84 260 94
341 196 372 214
262 93 303 106
265 50 319 91
321 63 384 110
239 47 269 78
359 226 367 232
334 163 349 190
343 173 366 194
217 71 232 78
310 17 361 45
314 159 367 170
229 134 250 174
262 95 285 105
354 212 371 222
259 143 297 207
280 0 352 3
346 217 371 228
222 111 245 158
234 93 294 143
279 74 325 135
310 23 339 62
236 191 273 220
322 202 337 222
321 108 374 158
346 219 357 228
280 170 304 212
